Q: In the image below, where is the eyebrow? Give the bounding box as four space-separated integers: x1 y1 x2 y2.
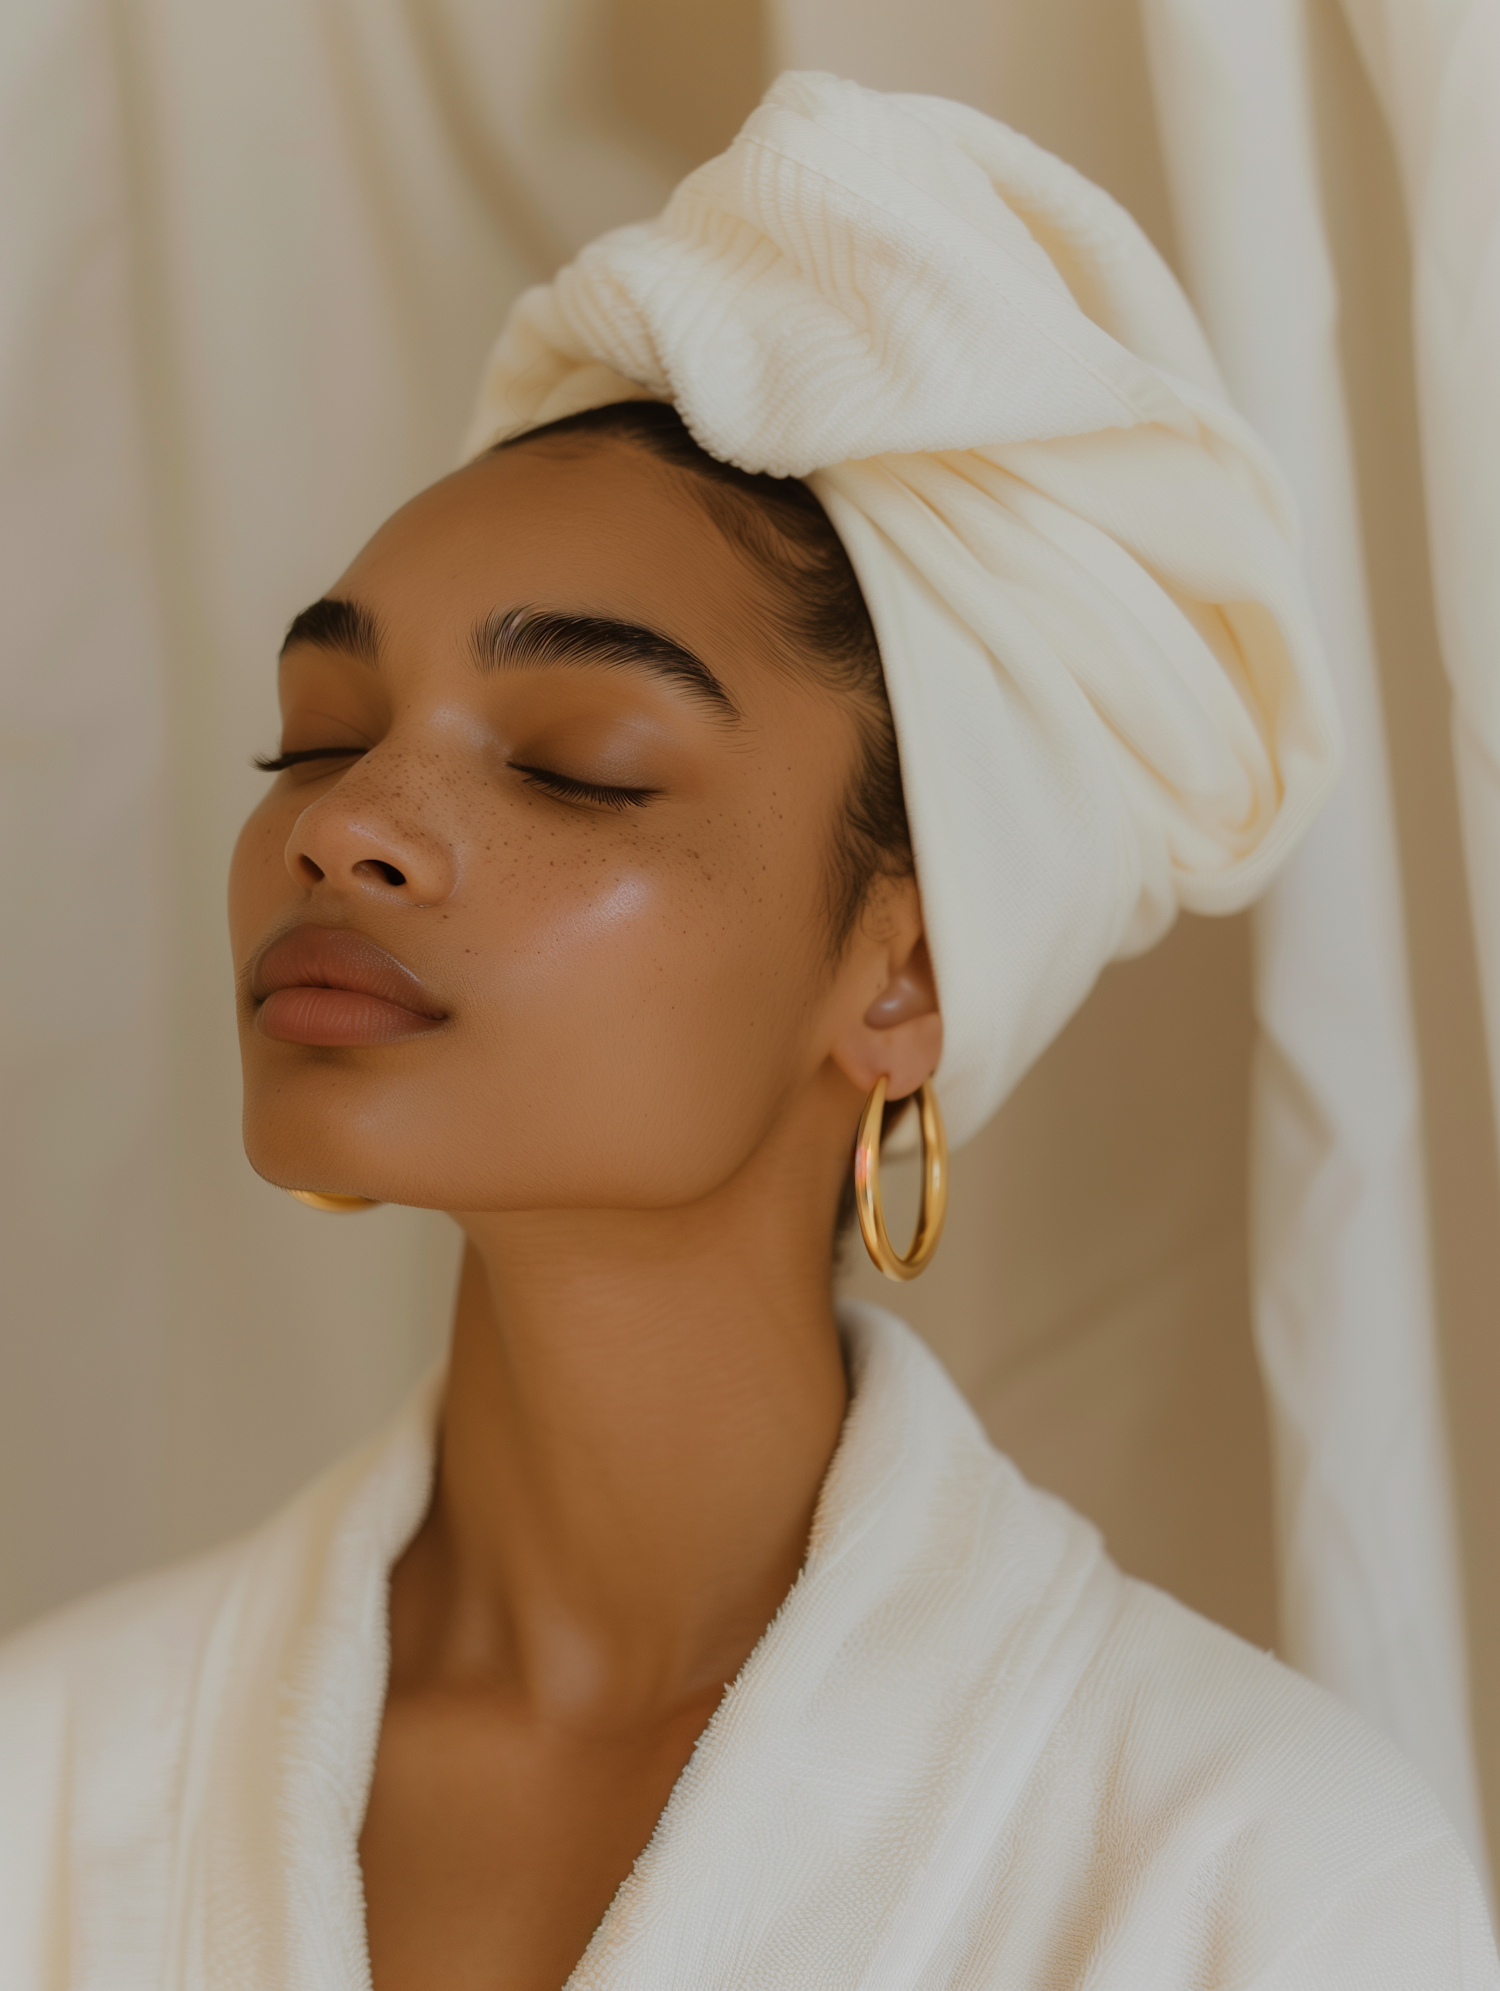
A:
471 606 740 720
280 597 381 664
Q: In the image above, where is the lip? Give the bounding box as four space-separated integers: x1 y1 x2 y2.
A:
250 925 448 1047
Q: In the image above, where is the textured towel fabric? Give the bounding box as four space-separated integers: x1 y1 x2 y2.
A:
464 71 1341 1143
0 1306 1493 1988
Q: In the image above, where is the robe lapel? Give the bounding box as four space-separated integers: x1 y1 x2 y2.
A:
173 1309 1116 1991
183 1375 439 1991
569 1303 1121 1991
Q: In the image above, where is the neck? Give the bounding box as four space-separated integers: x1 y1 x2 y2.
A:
390 1112 853 1723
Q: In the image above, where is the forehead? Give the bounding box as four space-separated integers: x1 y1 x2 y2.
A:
338 438 774 638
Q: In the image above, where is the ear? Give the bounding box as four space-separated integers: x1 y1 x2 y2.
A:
828 882 943 1103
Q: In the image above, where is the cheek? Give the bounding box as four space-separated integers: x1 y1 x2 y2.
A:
454 811 827 1198
236 793 836 1213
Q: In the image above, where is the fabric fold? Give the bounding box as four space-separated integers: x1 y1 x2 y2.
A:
1141 0 1486 1875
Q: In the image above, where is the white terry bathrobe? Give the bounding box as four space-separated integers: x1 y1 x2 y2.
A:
2 70 1496 1989
0 1306 1493 1987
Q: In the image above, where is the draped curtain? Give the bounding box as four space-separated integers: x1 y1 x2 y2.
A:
1140 0 1482 1867
3 0 1496 1895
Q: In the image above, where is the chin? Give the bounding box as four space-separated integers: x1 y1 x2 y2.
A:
240 1052 432 1208
243 1124 392 1208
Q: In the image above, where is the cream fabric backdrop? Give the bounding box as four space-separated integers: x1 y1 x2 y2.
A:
4 0 1498 1897
1339 0 1500 1176
1140 0 1480 1866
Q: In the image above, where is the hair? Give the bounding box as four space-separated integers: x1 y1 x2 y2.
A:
498 400 913 955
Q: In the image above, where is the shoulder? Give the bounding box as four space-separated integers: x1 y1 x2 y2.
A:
0 1534 246 1736
0 1526 277 1819
0 1538 257 1981
0 1448 363 1943
0 1388 433 1983
0 1404 393 1770
1078 1578 1458 1863
989 1569 1498 1986
830 1311 1496 1983
0 1368 435 1746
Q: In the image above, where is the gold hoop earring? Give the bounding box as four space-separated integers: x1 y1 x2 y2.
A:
285 1189 380 1213
854 1075 948 1281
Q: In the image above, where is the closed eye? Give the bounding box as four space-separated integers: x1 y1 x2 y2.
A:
509 763 660 812
254 746 366 772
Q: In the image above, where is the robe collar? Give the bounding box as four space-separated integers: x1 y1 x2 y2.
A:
185 1303 1119 1988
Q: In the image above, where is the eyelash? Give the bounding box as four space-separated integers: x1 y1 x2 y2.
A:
253 747 363 773
253 747 656 812
509 763 659 812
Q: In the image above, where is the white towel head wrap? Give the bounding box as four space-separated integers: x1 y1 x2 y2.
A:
464 72 1340 1147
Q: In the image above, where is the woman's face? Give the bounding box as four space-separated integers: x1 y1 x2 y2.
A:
230 438 914 1214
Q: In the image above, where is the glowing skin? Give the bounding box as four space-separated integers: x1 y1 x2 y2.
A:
229 435 941 1991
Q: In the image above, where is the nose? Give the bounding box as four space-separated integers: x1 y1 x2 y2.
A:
285 755 458 907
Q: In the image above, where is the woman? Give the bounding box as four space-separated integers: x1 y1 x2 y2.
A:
2 72 1494 1991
